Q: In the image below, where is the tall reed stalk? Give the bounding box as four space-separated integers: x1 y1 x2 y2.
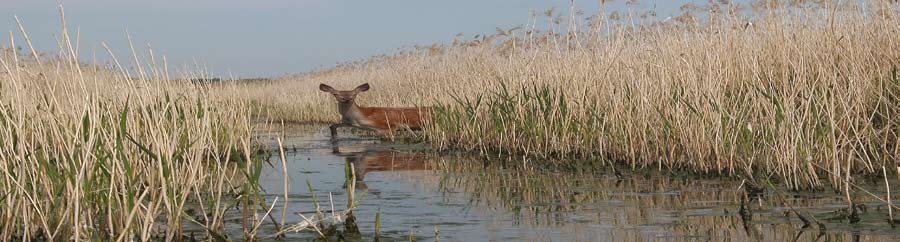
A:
0 8 258 240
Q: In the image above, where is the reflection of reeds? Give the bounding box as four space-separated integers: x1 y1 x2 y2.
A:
425 155 895 241
0 8 257 240
232 1 900 190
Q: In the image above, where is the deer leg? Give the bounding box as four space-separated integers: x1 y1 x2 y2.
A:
329 124 341 144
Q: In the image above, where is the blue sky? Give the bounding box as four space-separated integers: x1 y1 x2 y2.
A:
1 0 692 78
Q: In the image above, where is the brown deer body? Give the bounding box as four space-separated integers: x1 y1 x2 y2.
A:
320 83 431 143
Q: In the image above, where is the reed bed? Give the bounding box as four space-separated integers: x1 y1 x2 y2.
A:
0 14 263 240
233 1 900 190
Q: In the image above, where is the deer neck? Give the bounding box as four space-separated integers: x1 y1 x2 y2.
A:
338 101 363 123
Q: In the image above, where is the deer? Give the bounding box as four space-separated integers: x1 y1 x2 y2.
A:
319 83 431 144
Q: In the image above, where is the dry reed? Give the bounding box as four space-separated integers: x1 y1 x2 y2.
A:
0 9 260 241
232 1 900 190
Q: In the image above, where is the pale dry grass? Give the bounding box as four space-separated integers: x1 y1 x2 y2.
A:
232 1 900 190
0 11 261 240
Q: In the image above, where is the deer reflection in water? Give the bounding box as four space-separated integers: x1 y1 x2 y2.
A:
334 146 430 192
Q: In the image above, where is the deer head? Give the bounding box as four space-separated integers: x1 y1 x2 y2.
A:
319 83 370 103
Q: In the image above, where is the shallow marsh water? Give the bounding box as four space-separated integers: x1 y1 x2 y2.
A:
194 127 900 241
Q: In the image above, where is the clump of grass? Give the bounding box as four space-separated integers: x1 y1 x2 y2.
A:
0 9 260 240
233 1 900 190
430 82 587 158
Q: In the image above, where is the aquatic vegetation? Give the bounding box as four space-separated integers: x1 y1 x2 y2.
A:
234 1 900 190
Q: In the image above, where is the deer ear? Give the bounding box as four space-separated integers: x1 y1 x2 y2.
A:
354 83 370 92
319 84 336 93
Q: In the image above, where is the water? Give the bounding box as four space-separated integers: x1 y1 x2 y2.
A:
212 127 900 241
